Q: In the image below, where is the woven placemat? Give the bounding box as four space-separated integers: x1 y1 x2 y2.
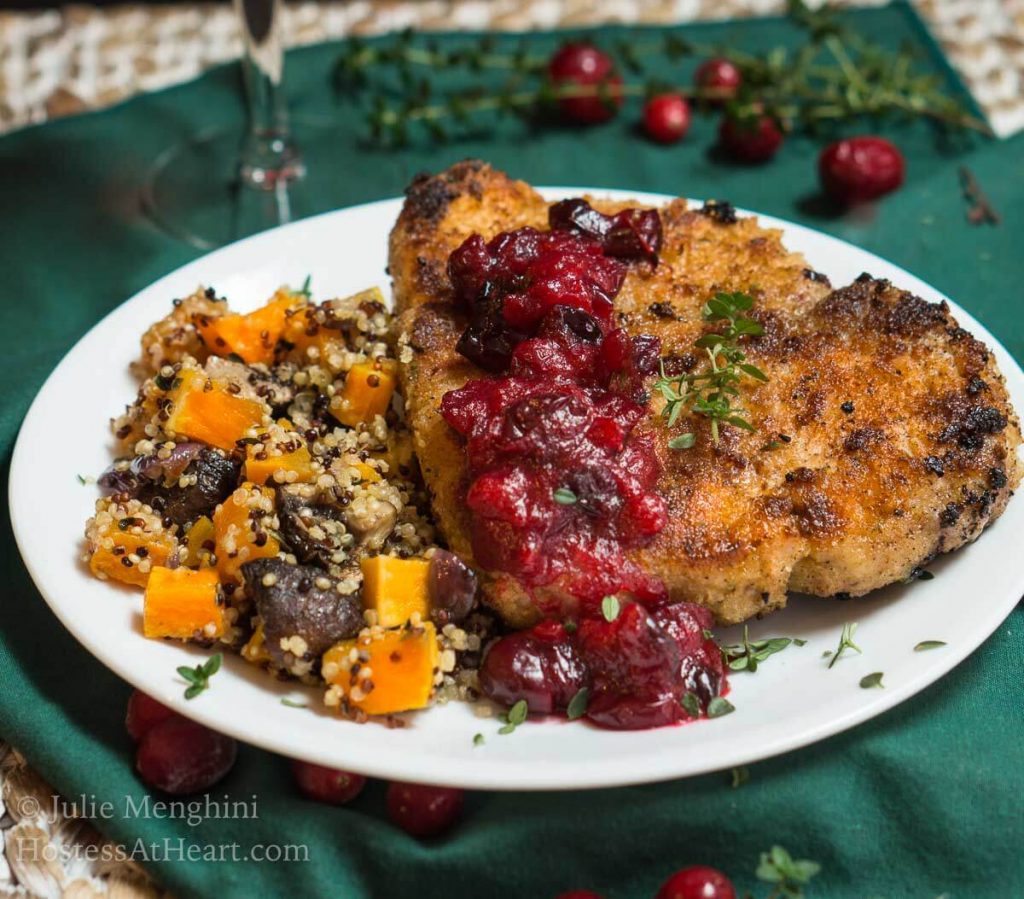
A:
1 0 1022 137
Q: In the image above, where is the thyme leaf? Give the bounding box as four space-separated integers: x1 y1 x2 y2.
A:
566 687 590 720
707 696 735 718
499 699 529 735
601 595 621 622
914 640 947 652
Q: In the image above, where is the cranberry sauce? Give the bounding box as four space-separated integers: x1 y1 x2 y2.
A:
441 200 667 609
479 600 725 730
442 200 727 730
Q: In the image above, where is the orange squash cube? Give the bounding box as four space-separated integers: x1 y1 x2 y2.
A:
212 484 279 583
322 623 438 715
360 555 431 628
244 444 314 486
183 515 216 568
87 500 179 588
331 360 397 427
143 566 224 640
196 290 302 365
165 370 267 451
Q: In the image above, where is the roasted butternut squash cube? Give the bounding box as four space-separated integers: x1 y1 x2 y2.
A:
331 360 397 427
374 430 416 478
213 483 279 583
241 620 271 665
322 623 438 715
360 555 431 628
244 444 314 486
165 370 267 452
86 499 179 588
143 566 224 640
282 288 387 364
196 290 302 365
183 515 216 568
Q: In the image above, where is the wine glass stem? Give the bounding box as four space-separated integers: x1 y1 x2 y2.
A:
235 0 305 190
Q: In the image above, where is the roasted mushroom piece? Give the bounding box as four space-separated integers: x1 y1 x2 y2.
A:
275 487 350 569
342 490 399 551
241 558 363 669
100 443 240 528
276 483 401 568
145 448 240 527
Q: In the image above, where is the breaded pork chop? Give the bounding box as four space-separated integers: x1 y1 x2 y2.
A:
390 161 1022 626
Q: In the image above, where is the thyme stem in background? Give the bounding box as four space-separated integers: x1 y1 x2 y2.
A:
334 0 989 145
958 166 1001 225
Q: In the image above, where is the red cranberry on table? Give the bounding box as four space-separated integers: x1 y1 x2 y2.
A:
694 58 743 102
548 43 623 124
656 866 736 899
819 136 905 204
655 864 737 899
718 113 784 163
135 717 237 795
643 94 692 144
125 690 178 741
386 782 464 837
293 760 366 805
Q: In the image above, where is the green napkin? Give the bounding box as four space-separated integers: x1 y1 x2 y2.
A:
1 5 1022 896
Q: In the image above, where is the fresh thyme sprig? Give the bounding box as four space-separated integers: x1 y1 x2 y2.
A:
334 0 989 146
653 291 767 449
756 845 821 899
177 653 223 700
823 621 861 669
719 626 806 673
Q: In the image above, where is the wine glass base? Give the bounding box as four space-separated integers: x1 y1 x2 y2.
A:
142 120 344 251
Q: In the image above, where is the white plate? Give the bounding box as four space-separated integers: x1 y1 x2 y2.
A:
11 189 1024 791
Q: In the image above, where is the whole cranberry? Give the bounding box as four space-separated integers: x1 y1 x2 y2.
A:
695 58 742 102
479 626 587 715
548 43 623 124
293 760 366 805
135 717 237 795
577 602 683 729
386 782 464 838
125 690 178 741
819 136 905 204
656 866 736 899
718 113 783 163
428 549 478 625
643 94 692 144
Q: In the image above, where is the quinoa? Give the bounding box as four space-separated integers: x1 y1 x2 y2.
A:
85 284 492 723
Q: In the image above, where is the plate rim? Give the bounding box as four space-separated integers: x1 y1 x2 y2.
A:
10 187 1024 790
